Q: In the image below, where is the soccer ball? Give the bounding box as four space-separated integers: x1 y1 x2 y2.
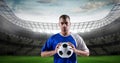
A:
57 42 73 58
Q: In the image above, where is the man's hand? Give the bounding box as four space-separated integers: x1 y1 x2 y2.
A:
68 42 77 52
55 43 62 53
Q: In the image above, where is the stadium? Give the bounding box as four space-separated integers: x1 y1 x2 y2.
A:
0 0 120 63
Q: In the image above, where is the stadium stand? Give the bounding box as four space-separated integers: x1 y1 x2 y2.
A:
0 0 120 56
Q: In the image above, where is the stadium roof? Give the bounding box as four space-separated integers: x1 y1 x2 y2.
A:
5 0 114 23
0 0 120 33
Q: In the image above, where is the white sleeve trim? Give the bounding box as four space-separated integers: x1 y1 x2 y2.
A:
71 33 89 52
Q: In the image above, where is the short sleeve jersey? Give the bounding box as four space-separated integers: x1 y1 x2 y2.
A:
41 33 89 63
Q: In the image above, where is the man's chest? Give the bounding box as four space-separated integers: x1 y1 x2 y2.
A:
52 36 76 49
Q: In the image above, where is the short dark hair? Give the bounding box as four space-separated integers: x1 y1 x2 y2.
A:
59 14 70 20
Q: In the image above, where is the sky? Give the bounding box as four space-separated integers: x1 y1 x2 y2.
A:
5 0 115 23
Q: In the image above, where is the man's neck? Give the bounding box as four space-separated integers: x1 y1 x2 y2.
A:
60 31 71 36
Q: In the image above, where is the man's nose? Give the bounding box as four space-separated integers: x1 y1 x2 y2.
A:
63 24 67 27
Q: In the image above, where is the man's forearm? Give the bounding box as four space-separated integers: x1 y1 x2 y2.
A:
74 49 89 56
41 50 56 57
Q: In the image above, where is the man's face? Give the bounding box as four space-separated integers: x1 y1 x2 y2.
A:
59 18 71 33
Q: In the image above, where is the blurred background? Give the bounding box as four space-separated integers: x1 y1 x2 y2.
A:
0 0 120 63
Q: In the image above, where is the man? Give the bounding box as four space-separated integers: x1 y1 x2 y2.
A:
41 14 89 63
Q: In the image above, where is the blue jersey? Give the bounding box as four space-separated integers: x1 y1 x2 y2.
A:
41 33 77 63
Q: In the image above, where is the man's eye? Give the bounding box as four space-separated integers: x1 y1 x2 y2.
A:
61 23 64 25
61 22 68 25
65 22 68 24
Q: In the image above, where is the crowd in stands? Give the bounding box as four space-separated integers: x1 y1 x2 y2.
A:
0 30 120 56
85 32 120 55
0 31 45 55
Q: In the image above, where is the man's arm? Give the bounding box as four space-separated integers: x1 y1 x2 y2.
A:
74 49 89 56
68 42 89 56
41 50 56 57
41 43 61 57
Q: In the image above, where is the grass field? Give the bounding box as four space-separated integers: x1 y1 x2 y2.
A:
0 55 120 63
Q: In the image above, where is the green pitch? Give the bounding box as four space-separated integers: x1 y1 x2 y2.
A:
0 55 120 63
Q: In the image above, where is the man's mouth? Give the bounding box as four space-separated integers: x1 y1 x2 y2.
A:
63 28 67 31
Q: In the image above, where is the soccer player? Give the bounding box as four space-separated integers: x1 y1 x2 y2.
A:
41 14 89 63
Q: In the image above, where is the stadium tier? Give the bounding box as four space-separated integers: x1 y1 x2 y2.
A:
0 0 120 56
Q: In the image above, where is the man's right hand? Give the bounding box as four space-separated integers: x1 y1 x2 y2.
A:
55 43 62 53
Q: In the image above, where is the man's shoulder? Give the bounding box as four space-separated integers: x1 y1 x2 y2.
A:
50 33 60 38
71 33 83 40
71 33 81 37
